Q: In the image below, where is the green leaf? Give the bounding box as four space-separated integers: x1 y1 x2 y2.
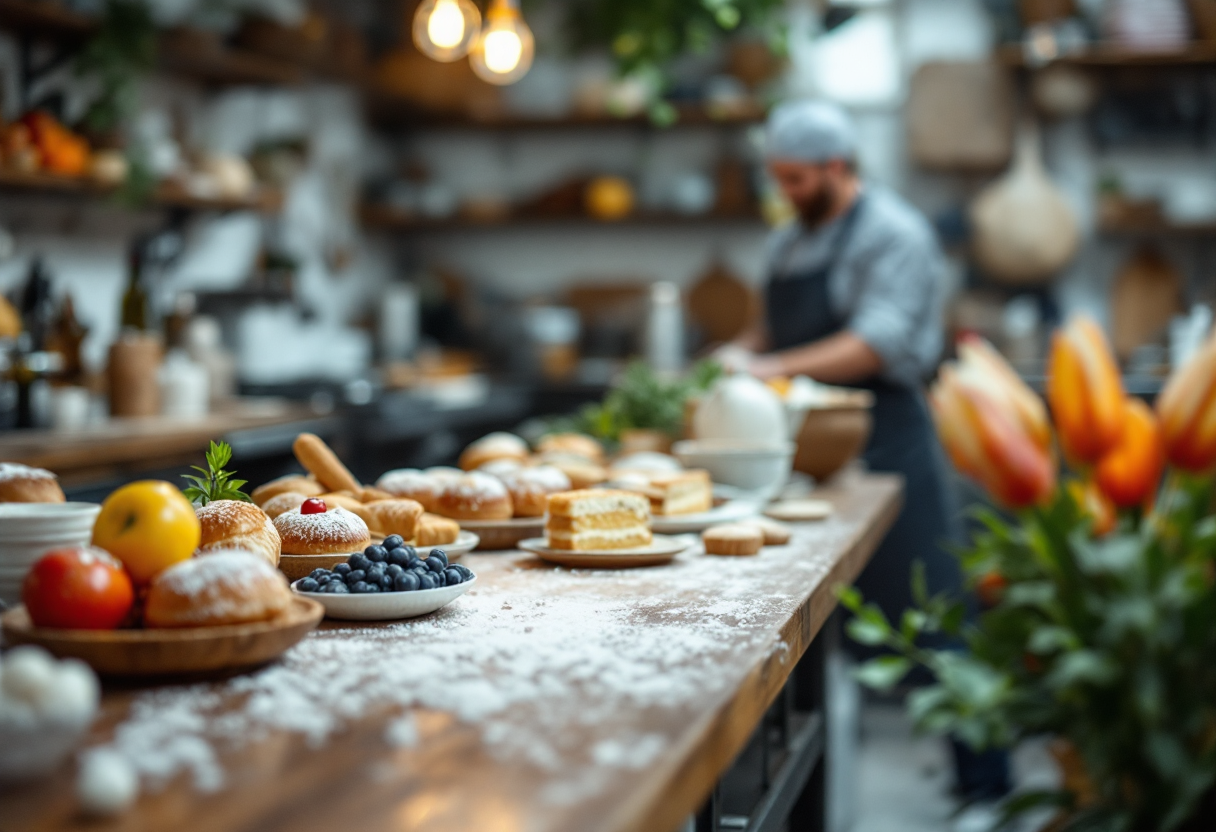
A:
1046 651 1119 690
846 616 890 646
180 440 250 505
1027 626 1078 655
910 560 928 607
855 656 912 691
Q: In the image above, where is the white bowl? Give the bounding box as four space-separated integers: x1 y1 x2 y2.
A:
0 503 100 605
292 575 476 621
672 439 795 497
0 718 92 782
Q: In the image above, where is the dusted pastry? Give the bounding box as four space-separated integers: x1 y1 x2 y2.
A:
435 472 513 521
143 549 292 628
416 513 460 546
458 432 529 471
0 462 66 503
274 505 371 556
498 465 571 518
195 500 281 566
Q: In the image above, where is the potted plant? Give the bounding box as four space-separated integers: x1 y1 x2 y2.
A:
841 317 1216 831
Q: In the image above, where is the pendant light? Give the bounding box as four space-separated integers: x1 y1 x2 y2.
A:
412 0 481 62
469 0 534 85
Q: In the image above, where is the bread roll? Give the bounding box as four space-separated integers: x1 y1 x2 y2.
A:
499 465 571 517
144 549 291 628
251 475 324 507
292 433 360 494
416 513 460 546
196 500 281 566
316 493 375 527
535 433 604 464
260 491 309 519
0 462 66 503
434 472 513 521
376 469 443 512
458 432 529 471
363 499 424 539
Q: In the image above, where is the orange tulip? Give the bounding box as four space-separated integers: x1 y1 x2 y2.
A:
956 335 1052 451
1156 332 1216 473
931 361 1055 509
1095 398 1164 508
1067 479 1116 537
1047 316 1125 465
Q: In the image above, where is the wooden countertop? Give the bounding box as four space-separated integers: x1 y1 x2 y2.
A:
0 400 331 485
0 472 902 832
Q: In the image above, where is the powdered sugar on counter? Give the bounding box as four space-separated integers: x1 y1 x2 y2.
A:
85 518 857 804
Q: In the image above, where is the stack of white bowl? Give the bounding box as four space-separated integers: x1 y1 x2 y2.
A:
0 503 101 606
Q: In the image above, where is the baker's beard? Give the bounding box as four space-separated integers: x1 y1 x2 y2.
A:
794 185 835 227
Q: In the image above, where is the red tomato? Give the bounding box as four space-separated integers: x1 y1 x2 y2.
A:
23 546 134 629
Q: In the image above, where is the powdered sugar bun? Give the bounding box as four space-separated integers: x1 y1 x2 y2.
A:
478 457 526 478
261 491 309 519
273 506 371 555
458 432 529 471
376 469 442 512
434 471 513 521
195 500 281 566
143 549 291 628
0 462 66 503
499 465 572 517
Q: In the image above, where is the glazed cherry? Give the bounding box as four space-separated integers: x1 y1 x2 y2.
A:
301 498 327 515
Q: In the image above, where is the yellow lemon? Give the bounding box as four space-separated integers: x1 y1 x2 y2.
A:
92 480 200 584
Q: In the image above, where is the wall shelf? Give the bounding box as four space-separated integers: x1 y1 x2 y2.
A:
0 169 283 213
366 102 766 132
997 42 1216 68
1099 216 1216 237
360 203 768 232
0 0 94 41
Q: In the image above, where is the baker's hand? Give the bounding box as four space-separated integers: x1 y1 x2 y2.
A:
711 344 754 374
747 353 787 380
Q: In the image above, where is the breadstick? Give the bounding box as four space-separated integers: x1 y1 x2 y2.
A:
293 433 361 494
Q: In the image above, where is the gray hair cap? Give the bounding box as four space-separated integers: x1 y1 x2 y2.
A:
764 100 857 163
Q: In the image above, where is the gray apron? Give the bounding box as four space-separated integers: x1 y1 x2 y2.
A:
765 198 962 625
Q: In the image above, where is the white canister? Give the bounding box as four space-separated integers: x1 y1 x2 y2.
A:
159 350 209 419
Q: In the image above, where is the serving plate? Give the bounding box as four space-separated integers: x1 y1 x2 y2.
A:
292 576 476 621
650 498 765 535
0 597 323 677
457 516 545 551
518 535 694 569
278 531 478 581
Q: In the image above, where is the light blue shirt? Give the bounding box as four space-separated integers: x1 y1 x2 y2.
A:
765 185 948 388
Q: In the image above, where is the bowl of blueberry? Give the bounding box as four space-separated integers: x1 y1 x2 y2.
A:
290 535 476 621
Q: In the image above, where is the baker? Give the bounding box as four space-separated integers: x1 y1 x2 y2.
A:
729 99 960 641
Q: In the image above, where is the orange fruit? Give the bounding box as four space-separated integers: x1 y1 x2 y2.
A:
92 481 200 584
584 176 634 221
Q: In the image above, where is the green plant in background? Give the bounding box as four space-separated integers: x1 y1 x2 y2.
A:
75 0 157 137
564 0 786 122
182 441 253 505
556 359 723 444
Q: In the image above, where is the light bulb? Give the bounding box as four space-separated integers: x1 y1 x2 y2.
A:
470 0 534 85
413 0 480 62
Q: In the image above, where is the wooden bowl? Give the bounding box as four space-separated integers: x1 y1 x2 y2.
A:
0 597 323 677
793 398 873 482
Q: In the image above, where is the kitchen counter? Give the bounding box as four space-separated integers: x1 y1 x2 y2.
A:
0 399 337 487
0 472 902 832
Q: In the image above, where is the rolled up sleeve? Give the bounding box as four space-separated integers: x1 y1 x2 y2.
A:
846 230 945 387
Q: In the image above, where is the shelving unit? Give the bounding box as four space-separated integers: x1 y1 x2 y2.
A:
360 203 768 232
0 0 93 40
367 104 767 132
1099 216 1216 237
996 41 1216 68
0 168 283 213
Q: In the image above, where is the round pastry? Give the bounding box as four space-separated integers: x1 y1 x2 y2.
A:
195 500 281 566
478 457 526 478
458 432 529 471
376 469 443 512
251 475 324 507
498 465 571 518
702 524 764 556
274 506 371 555
739 516 792 546
611 452 683 474
434 471 513 521
0 462 66 503
260 491 309 520
143 549 291 628
316 493 375 527
425 467 464 483
536 433 604 464
764 499 833 522
364 499 424 539
539 453 608 490
416 513 460 547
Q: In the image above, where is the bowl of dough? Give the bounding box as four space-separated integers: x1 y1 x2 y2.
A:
676 374 795 496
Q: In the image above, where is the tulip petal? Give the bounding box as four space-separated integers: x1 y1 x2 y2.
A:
1048 316 1125 464
958 335 1052 450
1158 335 1216 472
1095 398 1164 508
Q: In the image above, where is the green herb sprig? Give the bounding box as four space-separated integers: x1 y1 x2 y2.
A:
182 441 252 506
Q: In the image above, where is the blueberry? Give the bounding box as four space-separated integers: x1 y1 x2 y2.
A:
348 553 370 572
309 568 328 579
394 572 420 592
323 581 349 594
351 581 373 593
333 562 352 576
419 572 439 590
388 547 412 567
298 577 320 592
366 545 388 563
378 573 395 590
455 564 474 580
407 556 423 570
346 568 366 584
367 563 388 578
426 557 446 575
365 582 381 593
444 567 464 586
383 534 405 550
429 550 449 569
386 563 405 578
412 564 429 576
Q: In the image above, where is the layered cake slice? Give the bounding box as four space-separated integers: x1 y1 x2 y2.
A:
643 470 713 516
546 489 652 551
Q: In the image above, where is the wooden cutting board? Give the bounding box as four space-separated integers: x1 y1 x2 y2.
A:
687 259 759 344
1111 245 1184 361
907 61 1014 172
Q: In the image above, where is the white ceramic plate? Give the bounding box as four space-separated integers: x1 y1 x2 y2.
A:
412 531 479 559
291 576 477 621
518 535 695 569
650 499 765 535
